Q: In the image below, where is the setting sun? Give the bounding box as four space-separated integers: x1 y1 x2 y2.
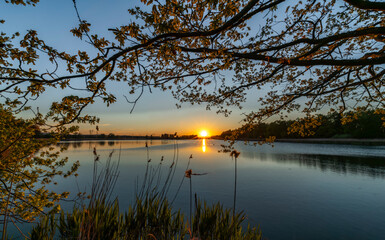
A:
199 130 208 138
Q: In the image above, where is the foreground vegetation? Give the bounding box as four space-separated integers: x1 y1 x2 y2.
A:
30 196 262 240
0 106 79 240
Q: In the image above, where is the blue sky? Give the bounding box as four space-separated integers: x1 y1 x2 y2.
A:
2 0 255 136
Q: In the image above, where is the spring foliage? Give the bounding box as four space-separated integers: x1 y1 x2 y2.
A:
1 0 385 128
0 106 79 237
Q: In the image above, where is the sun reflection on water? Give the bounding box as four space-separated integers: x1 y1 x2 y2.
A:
202 138 206 153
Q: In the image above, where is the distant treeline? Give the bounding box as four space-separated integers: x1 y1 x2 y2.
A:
45 133 198 140
220 110 385 139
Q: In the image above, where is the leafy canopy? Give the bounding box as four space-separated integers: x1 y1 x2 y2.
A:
1 0 385 126
0 105 79 237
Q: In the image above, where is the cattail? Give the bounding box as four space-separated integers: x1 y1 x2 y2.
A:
230 150 240 159
230 149 241 221
185 169 192 178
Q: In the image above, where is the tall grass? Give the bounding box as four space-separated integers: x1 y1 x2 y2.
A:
192 200 262 240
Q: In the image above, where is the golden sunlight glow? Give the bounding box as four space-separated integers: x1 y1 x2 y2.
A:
199 130 208 138
202 138 206 153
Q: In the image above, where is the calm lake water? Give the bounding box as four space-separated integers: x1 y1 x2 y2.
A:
47 140 385 239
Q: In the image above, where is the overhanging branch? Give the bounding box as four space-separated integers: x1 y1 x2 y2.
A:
344 0 385 11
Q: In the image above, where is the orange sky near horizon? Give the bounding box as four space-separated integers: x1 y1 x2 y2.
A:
77 109 236 136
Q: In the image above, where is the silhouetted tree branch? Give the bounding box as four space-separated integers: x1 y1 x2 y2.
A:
1 0 385 128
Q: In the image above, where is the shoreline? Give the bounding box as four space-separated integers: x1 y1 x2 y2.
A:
60 137 385 146
276 138 385 145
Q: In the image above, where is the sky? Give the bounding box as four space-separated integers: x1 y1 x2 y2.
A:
1 0 267 136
